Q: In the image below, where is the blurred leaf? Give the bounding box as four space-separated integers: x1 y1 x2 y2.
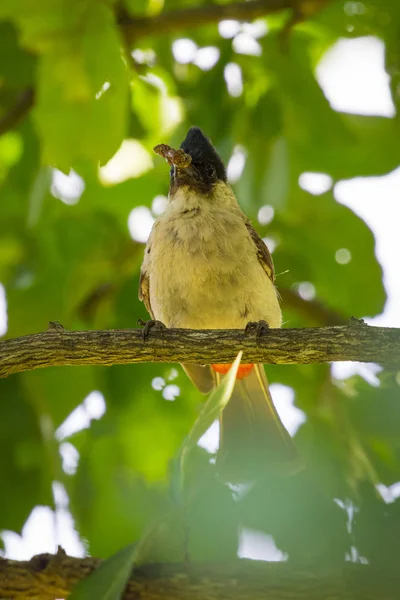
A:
0 21 36 88
22 365 98 429
0 376 53 532
272 188 386 318
69 542 137 600
181 351 242 476
31 3 129 169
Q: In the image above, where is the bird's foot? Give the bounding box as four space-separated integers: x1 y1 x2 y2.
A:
245 319 269 339
138 318 166 341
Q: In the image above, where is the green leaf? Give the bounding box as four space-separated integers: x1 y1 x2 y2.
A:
272 188 386 318
0 21 36 88
69 542 137 600
0 376 54 532
180 351 242 480
31 3 128 169
65 362 200 557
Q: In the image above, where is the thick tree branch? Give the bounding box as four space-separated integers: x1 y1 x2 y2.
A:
119 0 331 44
0 322 399 378
0 552 398 600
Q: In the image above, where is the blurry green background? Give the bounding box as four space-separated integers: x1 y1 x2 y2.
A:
0 0 400 569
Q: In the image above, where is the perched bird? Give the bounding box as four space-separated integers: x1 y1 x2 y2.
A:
139 127 298 481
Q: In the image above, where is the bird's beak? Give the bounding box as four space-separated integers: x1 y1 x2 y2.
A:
172 163 198 187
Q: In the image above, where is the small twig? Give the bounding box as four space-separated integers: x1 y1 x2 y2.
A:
0 324 399 379
0 88 35 136
119 0 332 44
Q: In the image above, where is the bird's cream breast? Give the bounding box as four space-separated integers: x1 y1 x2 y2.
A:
143 186 282 329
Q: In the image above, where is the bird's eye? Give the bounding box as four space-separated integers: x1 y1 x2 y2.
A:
205 164 216 179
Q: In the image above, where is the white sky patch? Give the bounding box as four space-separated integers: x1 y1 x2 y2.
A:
55 391 106 441
233 32 262 56
194 46 220 71
131 48 156 66
51 169 85 205
317 37 396 117
377 481 400 504
269 384 306 436
2 507 58 559
258 205 275 226
331 361 382 386
162 384 180 401
219 19 267 42
198 420 220 454
59 441 80 475
84 390 106 420
238 529 287 561
297 281 317 301
52 481 69 508
241 20 268 39
218 20 241 39
299 172 333 195
0 283 8 336
172 38 197 64
55 404 90 441
227 145 246 183
128 206 155 243
152 376 166 391
2 504 85 559
334 167 400 327
152 194 168 216
99 140 153 185
262 236 277 254
224 63 243 97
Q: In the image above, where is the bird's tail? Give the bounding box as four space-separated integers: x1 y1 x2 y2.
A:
216 364 300 482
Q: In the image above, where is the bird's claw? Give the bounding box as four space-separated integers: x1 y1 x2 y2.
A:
138 319 166 341
245 320 270 339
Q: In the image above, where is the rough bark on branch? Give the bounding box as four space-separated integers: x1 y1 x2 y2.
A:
0 322 399 378
0 552 398 600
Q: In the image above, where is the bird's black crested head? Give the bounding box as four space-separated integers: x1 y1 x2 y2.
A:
168 127 227 195
179 127 227 183
180 127 226 183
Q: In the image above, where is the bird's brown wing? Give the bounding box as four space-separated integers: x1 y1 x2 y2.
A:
245 220 275 283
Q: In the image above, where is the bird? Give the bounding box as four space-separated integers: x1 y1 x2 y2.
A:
139 126 299 481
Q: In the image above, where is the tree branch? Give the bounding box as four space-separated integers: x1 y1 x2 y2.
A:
0 551 398 600
119 0 331 44
0 322 399 378
0 87 35 136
